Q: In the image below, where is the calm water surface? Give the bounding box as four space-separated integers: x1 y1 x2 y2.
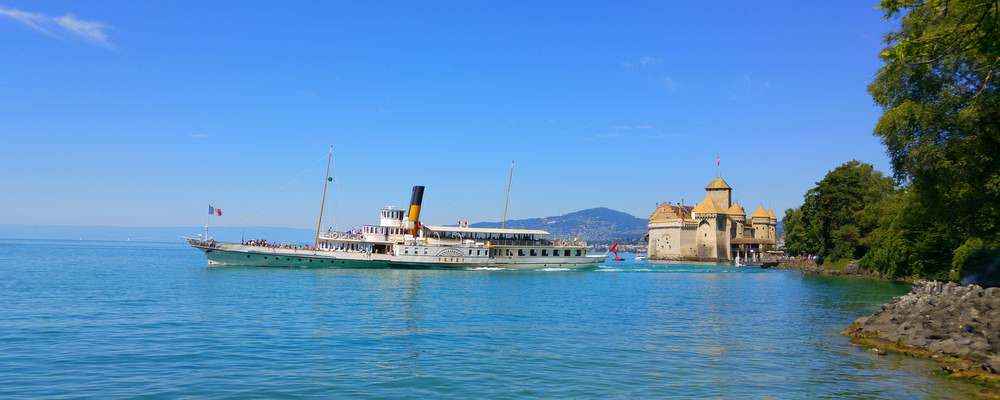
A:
0 239 986 398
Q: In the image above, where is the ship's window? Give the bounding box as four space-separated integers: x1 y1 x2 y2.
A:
468 249 472 255
576 250 582 256
542 249 548 256
506 249 512 256
530 249 537 256
518 249 525 256
404 250 408 254
564 250 571 256
247 255 251 258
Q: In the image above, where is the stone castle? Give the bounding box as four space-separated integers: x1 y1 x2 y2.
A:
647 177 777 262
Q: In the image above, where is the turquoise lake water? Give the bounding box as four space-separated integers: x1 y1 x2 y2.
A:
0 239 988 398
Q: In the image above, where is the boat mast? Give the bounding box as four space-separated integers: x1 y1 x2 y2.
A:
501 160 514 229
314 145 334 248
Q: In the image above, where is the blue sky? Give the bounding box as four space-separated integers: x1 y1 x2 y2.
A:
0 1 894 230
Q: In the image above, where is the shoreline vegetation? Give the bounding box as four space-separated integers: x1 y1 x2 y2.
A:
778 1 999 386
775 258 910 281
780 0 999 286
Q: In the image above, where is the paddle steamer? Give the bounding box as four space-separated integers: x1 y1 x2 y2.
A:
188 150 602 269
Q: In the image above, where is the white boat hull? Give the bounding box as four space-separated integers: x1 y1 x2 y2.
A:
194 241 603 270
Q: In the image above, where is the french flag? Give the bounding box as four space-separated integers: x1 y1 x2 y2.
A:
209 205 222 216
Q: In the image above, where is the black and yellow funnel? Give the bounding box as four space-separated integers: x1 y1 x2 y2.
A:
407 186 425 236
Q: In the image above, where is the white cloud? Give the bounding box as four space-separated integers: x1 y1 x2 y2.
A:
54 14 111 46
0 7 47 32
639 56 662 67
728 75 771 101
623 56 664 69
659 76 678 92
0 6 112 47
622 56 678 93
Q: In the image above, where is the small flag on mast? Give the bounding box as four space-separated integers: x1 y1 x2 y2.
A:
216 208 222 216
208 205 215 215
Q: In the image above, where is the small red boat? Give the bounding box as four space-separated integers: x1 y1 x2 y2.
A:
609 241 625 262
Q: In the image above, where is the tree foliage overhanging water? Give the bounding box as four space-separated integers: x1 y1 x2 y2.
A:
784 0 1000 285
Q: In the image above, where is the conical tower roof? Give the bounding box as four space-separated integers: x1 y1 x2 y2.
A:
692 194 722 215
751 206 769 218
727 203 746 216
705 177 731 190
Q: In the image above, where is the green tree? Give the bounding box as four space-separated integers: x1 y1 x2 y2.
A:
782 161 896 261
782 207 818 256
868 0 1000 282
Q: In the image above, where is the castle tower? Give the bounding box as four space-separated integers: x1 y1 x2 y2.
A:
727 203 746 239
750 206 771 240
647 202 690 260
692 194 730 261
767 208 778 241
705 177 732 210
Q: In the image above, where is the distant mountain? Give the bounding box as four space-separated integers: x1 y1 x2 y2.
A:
472 207 646 244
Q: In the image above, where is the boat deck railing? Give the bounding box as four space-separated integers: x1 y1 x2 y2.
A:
488 239 587 247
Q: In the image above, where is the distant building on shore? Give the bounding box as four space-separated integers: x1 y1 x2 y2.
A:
646 177 776 262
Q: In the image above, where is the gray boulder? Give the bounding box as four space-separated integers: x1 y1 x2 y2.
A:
847 280 1000 369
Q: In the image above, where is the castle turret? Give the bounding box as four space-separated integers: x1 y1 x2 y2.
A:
750 206 771 240
727 203 747 239
692 194 730 260
767 208 778 241
705 177 732 210
726 203 746 221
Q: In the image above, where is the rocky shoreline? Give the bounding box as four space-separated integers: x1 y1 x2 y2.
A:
843 280 1000 392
